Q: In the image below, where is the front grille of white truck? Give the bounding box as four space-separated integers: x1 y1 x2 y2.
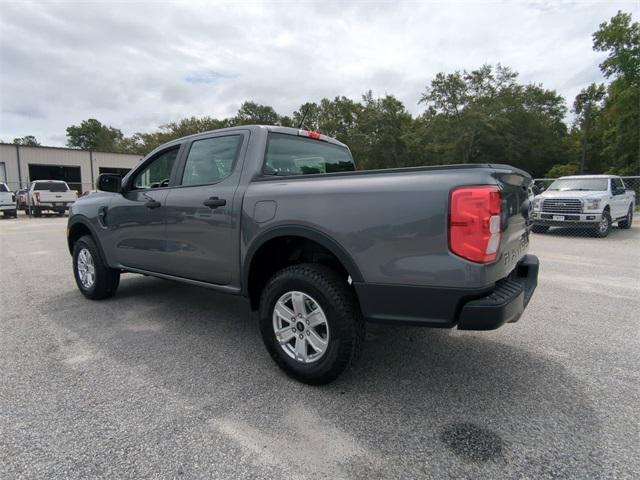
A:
541 198 582 214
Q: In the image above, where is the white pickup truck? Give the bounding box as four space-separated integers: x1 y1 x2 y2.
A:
532 175 636 237
0 182 17 218
27 180 77 217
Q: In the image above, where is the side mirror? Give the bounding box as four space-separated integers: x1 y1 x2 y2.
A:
96 174 122 193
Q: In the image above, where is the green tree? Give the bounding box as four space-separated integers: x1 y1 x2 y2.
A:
591 11 640 175
593 11 640 85
545 163 579 178
418 64 567 176
233 101 280 125
13 135 40 146
573 83 606 173
66 119 123 151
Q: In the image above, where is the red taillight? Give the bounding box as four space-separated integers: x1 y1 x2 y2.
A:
449 185 502 263
298 129 322 140
34 192 41 204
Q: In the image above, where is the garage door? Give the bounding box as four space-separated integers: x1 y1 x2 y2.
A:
28 164 82 193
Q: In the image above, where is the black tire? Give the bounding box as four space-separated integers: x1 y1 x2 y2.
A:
72 235 120 300
531 225 549 234
618 206 633 229
57 211 65 217
594 210 612 238
33 207 42 217
259 263 364 385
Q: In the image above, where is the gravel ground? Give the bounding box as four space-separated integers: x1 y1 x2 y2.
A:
1 214 638 479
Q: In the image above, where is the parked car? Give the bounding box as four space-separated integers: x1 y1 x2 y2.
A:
67 125 539 384
532 175 636 237
15 189 28 210
27 180 77 216
0 182 17 217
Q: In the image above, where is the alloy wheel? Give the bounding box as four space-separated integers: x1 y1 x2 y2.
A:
272 291 330 363
77 248 95 289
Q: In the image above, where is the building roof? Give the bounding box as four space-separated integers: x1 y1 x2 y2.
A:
0 142 142 157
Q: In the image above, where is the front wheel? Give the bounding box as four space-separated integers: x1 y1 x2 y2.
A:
618 206 633 229
73 235 120 300
594 211 612 238
259 264 364 385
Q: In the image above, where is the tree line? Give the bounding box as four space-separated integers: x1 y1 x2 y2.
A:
13 11 639 178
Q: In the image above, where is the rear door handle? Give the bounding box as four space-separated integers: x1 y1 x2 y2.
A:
145 199 162 209
203 197 226 209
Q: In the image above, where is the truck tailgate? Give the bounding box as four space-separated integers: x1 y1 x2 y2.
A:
491 165 533 275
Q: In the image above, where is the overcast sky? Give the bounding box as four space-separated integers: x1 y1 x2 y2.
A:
0 0 636 146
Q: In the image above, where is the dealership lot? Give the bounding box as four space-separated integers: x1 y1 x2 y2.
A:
1 215 638 479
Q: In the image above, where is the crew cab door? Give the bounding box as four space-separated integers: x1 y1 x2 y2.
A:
105 145 182 272
162 131 248 285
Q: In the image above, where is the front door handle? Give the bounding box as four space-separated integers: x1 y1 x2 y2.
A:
203 197 226 209
145 199 162 209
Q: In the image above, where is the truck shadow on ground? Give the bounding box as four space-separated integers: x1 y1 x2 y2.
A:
50 275 603 479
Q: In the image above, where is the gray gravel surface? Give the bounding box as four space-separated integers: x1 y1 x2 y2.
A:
1 215 638 479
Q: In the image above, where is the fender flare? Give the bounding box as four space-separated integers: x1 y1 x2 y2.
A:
242 225 363 295
67 216 109 264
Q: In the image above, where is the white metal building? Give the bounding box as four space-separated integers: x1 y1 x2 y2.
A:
0 143 143 193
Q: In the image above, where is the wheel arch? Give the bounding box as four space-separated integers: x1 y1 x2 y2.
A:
243 225 363 310
67 217 108 263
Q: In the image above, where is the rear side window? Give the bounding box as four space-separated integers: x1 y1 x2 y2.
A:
264 133 355 176
181 135 242 186
34 182 68 192
0 183 8 193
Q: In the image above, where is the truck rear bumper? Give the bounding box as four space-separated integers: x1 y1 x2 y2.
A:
354 255 539 330
457 255 538 330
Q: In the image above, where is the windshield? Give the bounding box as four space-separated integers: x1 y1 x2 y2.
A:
33 182 69 192
547 178 608 192
264 133 355 176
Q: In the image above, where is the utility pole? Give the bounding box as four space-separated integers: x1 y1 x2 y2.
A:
579 101 591 175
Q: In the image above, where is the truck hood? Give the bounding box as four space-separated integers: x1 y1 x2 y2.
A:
536 190 609 200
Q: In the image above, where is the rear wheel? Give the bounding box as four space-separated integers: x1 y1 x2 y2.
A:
594 210 611 238
72 235 120 300
531 225 549 234
33 207 42 217
259 263 364 385
618 206 633 229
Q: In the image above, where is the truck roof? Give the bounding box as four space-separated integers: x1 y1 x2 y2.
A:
558 175 618 179
147 125 349 157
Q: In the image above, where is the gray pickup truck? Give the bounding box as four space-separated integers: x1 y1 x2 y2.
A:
67 125 539 384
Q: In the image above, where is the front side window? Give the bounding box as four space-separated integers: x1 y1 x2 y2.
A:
0 183 8 193
264 133 355 176
181 135 242 186
133 148 179 189
612 178 624 191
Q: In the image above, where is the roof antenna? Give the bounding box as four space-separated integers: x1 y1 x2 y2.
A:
297 107 308 130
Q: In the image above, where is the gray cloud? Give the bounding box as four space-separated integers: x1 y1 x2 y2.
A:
0 0 635 145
